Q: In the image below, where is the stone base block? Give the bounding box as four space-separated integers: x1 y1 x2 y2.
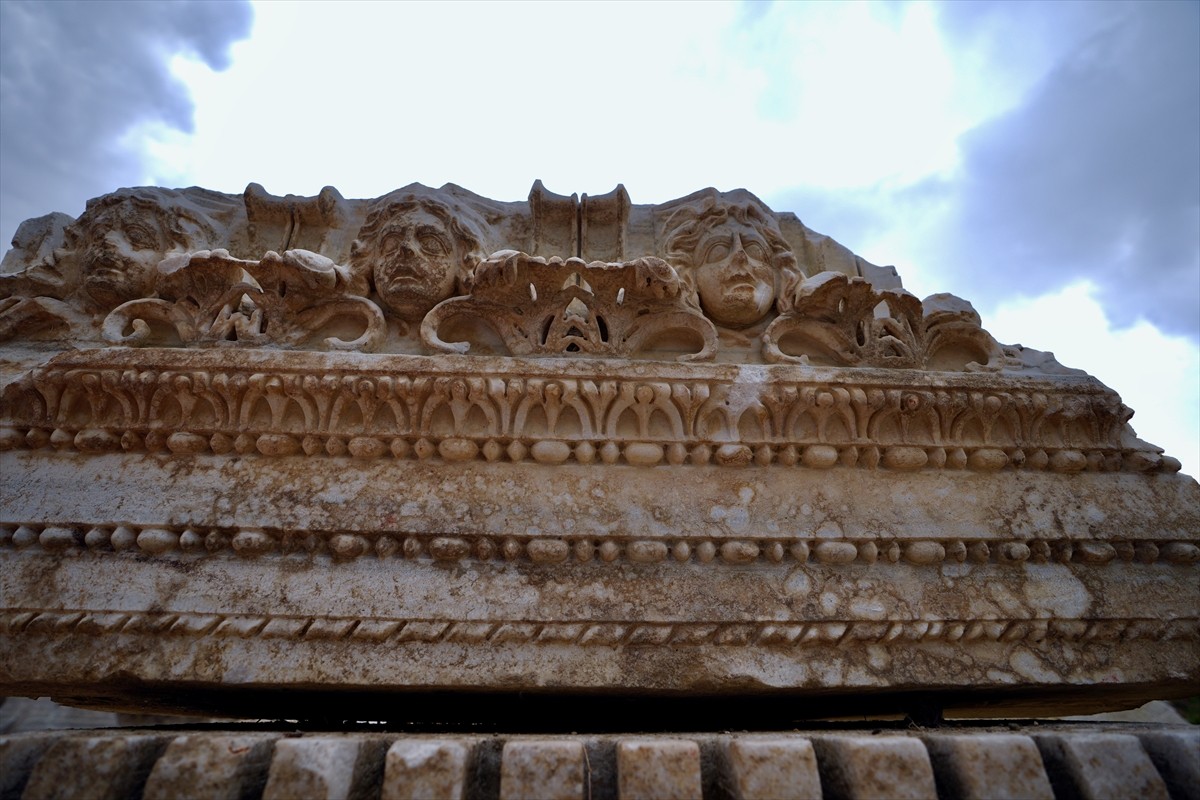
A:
3 352 1198 717
1 725 1195 800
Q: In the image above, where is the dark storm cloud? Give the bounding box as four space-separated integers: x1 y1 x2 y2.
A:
939 0 1199 340
773 2 1199 342
0 0 252 251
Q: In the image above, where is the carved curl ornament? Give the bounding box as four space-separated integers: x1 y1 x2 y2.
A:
102 249 384 351
764 273 1005 371
2 181 1023 371
0 181 1177 473
421 252 718 361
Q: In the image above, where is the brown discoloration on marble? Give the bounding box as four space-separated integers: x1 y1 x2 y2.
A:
617 740 702 800
811 736 937 800
381 740 470 800
20 734 170 800
499 740 585 800
143 734 279 800
1033 732 1170 800
923 734 1053 800
724 738 822 800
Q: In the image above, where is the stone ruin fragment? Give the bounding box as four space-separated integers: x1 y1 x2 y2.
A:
1 180 1196 739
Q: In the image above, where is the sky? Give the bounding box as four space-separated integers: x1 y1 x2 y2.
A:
1 0 1197 476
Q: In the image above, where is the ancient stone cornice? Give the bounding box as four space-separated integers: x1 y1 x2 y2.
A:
0 347 1174 474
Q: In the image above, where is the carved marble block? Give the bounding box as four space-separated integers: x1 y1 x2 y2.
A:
0 181 1196 718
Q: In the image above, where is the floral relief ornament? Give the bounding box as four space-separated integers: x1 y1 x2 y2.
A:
102 249 385 351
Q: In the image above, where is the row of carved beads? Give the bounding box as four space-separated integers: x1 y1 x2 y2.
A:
0 426 1177 474
5 524 1199 568
3 610 1197 646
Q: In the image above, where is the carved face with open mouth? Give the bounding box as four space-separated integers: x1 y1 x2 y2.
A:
692 221 776 328
370 209 460 323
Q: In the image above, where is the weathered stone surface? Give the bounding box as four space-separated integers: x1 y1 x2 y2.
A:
1 440 1196 715
1135 730 1200 800
616 739 702 800
0 183 908 359
0 732 66 799
0 728 1194 800
724 738 822 800
263 737 384 800
1 181 1197 718
922 733 1053 800
1033 732 1169 800
499 740 585 800
143 734 279 800
20 734 168 800
381 740 470 800
811 736 938 800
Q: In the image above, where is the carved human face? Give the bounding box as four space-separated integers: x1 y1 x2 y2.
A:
79 208 169 309
692 221 776 328
371 209 460 322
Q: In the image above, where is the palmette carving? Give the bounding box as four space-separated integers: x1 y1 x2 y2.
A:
421 251 718 360
102 249 385 351
763 272 1005 371
0 181 1097 381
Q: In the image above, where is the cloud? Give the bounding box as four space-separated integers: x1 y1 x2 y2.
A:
986 281 1200 478
928 1 1199 340
0 0 252 249
769 2 1199 343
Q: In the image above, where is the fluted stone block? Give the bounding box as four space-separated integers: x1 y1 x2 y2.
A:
143 734 279 800
381 740 470 800
1034 732 1169 800
923 733 1053 800
263 737 385 800
810 736 937 800
0 734 58 800
20 734 168 800
499 740 585 800
724 738 822 800
616 739 702 800
1135 730 1200 800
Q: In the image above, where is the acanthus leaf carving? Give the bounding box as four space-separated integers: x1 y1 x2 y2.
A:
762 272 1005 372
0 182 1113 382
420 251 717 361
102 249 385 351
